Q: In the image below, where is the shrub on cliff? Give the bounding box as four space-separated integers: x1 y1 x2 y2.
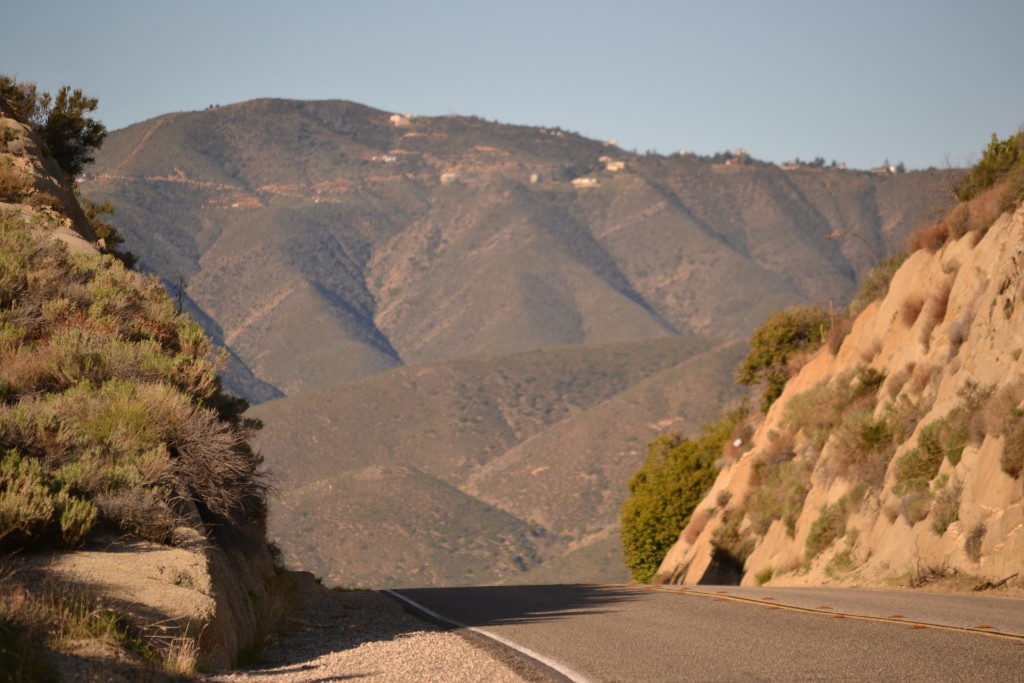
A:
957 131 1024 206
737 305 830 412
620 406 744 583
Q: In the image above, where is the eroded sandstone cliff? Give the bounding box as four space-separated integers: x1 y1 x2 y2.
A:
657 205 1024 590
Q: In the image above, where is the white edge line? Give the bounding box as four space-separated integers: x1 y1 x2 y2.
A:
382 589 595 683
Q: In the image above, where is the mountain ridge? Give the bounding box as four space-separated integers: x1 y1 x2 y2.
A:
80 98 960 585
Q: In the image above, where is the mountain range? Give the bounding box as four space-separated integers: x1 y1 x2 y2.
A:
81 98 959 586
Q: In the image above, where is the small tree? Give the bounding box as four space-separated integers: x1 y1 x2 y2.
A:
40 86 106 179
0 75 46 124
0 75 107 180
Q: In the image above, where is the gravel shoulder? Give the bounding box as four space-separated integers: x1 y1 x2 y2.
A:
203 573 551 683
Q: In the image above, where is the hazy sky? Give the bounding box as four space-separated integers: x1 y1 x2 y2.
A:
4 0 1022 169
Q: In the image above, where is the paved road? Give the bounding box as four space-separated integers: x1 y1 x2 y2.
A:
391 584 1024 682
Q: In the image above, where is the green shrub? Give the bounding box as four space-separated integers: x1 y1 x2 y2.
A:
40 86 106 179
782 369 858 451
621 406 744 582
805 497 849 560
737 305 830 412
893 447 941 495
917 411 969 467
825 549 854 578
957 131 1024 204
56 493 98 546
754 567 774 585
931 479 961 536
81 199 135 268
746 456 811 537
830 406 896 487
898 491 932 525
0 451 57 545
0 210 268 552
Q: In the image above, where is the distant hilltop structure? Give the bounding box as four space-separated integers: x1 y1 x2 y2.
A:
389 113 412 127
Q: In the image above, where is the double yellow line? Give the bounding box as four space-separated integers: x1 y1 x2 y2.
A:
638 585 1024 644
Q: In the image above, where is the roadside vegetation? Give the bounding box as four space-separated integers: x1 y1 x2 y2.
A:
620 405 746 583
1 78 275 679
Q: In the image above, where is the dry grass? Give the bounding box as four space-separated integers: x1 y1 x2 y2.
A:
907 222 948 253
682 508 713 544
918 277 954 349
900 296 925 327
0 565 163 682
885 363 913 399
907 363 935 395
825 314 853 355
0 162 33 202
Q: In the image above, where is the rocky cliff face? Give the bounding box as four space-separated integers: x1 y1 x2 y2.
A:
657 205 1024 589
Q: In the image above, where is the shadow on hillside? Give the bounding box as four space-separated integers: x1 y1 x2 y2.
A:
391 583 641 628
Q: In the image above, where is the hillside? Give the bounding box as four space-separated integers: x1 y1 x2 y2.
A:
253 337 745 587
81 99 957 398
656 199 1024 590
0 87 286 678
79 98 959 586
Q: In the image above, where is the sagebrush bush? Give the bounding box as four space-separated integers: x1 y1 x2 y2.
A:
745 455 811 536
0 210 269 551
931 479 961 536
805 497 848 560
0 161 34 202
829 406 895 487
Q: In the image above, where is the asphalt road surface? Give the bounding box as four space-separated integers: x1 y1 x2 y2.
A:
389 584 1024 682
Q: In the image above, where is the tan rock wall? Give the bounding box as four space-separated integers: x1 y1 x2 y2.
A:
657 206 1024 589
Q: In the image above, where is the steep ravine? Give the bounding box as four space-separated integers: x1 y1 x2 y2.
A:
657 205 1024 590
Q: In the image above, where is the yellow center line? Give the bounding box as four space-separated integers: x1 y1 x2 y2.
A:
645 586 1024 644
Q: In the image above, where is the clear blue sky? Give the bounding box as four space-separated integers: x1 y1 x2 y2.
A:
4 0 1022 169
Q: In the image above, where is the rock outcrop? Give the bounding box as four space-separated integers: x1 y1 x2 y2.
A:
657 205 1024 589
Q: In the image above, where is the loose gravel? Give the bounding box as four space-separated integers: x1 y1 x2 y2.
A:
203 574 535 683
